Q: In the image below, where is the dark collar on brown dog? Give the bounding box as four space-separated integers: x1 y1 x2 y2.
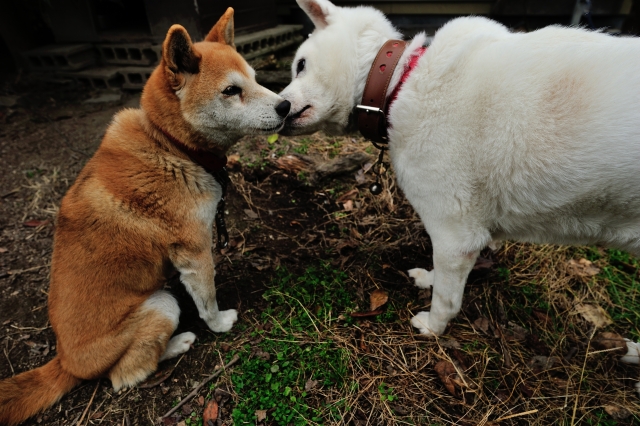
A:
156 126 230 249
158 127 228 174
356 39 407 146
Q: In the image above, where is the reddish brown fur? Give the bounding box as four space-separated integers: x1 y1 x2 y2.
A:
0 8 252 425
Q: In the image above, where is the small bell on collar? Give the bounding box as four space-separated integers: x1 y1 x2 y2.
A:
370 181 383 195
369 148 386 195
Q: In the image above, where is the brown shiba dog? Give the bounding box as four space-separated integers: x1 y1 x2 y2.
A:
0 8 290 425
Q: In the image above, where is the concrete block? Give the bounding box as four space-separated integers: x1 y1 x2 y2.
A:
119 66 155 90
96 43 161 66
23 44 96 71
59 67 124 89
235 25 304 60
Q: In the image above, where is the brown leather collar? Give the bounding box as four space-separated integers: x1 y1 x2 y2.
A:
356 39 407 145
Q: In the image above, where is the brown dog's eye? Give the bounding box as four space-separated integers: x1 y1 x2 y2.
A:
222 86 242 96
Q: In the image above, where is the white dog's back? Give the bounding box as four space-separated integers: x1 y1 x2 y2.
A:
391 17 640 252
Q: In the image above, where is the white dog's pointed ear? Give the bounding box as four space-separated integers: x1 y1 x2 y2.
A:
297 0 336 29
206 7 235 47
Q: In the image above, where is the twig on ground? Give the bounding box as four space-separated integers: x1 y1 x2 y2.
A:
75 381 99 426
3 347 14 375
161 354 240 420
495 409 539 422
6 263 50 276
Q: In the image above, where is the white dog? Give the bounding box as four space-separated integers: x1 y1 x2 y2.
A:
280 0 640 336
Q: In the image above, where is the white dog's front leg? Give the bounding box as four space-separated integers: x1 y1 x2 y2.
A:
410 247 479 336
170 246 238 333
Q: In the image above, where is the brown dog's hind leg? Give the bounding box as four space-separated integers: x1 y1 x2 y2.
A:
108 290 192 391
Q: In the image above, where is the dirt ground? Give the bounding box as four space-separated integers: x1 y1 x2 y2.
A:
1 74 639 426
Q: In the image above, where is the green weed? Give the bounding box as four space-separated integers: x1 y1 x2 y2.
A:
228 264 358 425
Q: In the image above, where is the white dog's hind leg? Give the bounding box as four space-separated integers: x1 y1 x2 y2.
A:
411 231 483 336
160 332 197 361
408 268 434 289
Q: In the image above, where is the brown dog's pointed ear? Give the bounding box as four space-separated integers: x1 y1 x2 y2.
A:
162 25 201 90
205 7 235 46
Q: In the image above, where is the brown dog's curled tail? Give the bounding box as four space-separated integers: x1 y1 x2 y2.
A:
0 356 80 425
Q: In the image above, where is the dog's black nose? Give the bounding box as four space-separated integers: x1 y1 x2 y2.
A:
275 100 291 117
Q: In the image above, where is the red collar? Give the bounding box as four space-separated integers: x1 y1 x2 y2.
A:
157 127 227 174
387 46 427 115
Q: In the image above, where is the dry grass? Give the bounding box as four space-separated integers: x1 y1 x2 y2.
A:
2 127 639 425
222 132 640 425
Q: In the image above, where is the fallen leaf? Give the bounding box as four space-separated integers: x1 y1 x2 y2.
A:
440 339 461 349
451 349 469 370
336 189 359 203
519 382 534 398
532 310 552 326
162 417 180 426
342 200 354 211
473 256 494 270
0 248 7 253
181 404 192 415
359 333 368 352
434 360 463 397
305 378 318 392
244 209 259 220
255 410 267 422
267 133 279 144
575 303 612 328
275 154 313 173
370 289 389 311
604 405 632 420
335 239 358 254
213 387 231 403
503 322 528 341
528 356 560 373
203 399 219 424
473 317 490 334
567 258 600 277
226 154 241 171
593 332 627 355
197 396 205 406
23 219 50 228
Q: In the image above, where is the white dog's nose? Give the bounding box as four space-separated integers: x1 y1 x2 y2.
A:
275 100 291 117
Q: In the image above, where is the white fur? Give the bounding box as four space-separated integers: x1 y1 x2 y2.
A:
621 340 640 365
160 332 197 361
141 290 181 327
280 0 640 336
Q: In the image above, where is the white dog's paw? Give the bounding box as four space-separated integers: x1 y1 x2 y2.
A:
488 240 503 251
620 339 640 365
408 268 434 289
160 332 196 361
410 312 439 336
207 309 238 333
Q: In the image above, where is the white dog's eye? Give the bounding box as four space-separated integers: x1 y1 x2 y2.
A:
222 86 242 96
296 59 306 76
